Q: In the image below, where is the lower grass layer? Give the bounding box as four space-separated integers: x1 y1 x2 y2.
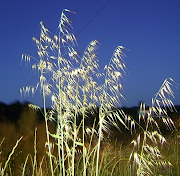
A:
0 106 179 175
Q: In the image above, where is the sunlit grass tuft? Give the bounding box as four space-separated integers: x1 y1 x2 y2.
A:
17 9 180 176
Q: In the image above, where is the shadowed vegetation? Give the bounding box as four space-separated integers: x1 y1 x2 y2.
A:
0 102 180 175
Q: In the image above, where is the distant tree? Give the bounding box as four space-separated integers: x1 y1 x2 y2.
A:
0 101 25 122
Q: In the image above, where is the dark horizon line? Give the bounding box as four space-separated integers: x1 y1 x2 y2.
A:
0 100 180 109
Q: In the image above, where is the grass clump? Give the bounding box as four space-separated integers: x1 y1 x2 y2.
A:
21 9 129 176
128 78 178 176
19 9 179 176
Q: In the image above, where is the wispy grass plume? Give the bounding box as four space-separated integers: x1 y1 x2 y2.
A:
21 9 178 176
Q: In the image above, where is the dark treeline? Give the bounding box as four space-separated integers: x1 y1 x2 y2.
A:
0 101 26 122
1 100 180 123
0 101 42 123
1 101 179 134
0 101 141 130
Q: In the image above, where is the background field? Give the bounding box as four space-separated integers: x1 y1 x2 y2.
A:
0 101 179 175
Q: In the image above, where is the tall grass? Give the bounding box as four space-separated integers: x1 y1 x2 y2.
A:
128 78 178 175
20 9 179 176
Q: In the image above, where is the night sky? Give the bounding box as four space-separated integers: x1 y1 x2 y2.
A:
1 0 180 108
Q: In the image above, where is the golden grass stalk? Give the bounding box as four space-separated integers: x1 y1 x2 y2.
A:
22 154 30 176
1 137 23 176
95 46 128 176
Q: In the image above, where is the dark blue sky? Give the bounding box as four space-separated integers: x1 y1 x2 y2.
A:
1 0 180 107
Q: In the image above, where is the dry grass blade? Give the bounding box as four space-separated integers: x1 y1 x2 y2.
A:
1 137 23 176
